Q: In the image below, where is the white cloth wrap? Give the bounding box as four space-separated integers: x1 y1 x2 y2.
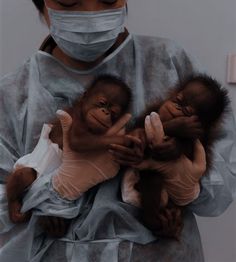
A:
14 121 120 201
13 124 62 177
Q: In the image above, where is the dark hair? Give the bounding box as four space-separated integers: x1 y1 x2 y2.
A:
87 74 132 113
32 1 128 14
32 0 45 13
179 74 229 127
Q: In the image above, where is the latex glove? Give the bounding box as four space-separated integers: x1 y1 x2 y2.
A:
144 112 165 148
135 112 206 206
108 123 146 166
53 110 131 200
106 114 144 165
106 113 132 136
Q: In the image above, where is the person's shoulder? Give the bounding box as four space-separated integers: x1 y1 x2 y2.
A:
132 34 197 70
132 34 184 53
0 57 32 93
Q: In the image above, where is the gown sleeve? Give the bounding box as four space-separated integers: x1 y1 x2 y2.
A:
189 110 236 216
0 70 27 183
0 72 27 233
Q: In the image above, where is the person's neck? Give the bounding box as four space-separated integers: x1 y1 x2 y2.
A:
52 29 129 71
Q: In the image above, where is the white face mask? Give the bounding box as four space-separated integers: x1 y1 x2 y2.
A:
47 6 126 62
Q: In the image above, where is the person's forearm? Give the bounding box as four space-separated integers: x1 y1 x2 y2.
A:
189 109 236 216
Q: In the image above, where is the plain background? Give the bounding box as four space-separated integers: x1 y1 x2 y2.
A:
0 0 236 261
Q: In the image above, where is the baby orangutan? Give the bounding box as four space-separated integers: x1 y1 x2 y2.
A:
121 74 229 238
6 75 140 227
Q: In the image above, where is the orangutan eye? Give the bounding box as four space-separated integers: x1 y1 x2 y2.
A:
182 106 194 117
111 106 121 119
172 98 182 107
111 110 119 118
175 95 183 104
99 101 107 107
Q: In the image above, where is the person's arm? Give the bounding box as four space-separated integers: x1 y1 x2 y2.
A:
134 113 206 206
189 109 236 216
145 100 236 216
169 42 236 216
55 111 141 193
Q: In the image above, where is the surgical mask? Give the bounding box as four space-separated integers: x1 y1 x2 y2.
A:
47 6 126 62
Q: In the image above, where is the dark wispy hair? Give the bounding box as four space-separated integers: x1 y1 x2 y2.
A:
32 0 44 13
71 74 132 117
86 74 132 113
177 74 229 127
32 1 128 14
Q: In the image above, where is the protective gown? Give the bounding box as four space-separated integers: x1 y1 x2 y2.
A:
0 34 236 262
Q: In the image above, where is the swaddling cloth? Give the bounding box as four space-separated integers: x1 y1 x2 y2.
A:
14 114 119 201
13 124 62 176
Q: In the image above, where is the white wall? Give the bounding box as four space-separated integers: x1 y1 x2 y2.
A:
0 1 236 261
0 0 48 75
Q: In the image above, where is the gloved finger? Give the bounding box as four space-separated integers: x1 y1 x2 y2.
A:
124 135 142 147
117 127 125 136
192 139 206 172
56 110 73 151
56 110 73 131
106 113 132 135
129 129 147 151
145 114 164 147
144 115 154 142
149 112 165 143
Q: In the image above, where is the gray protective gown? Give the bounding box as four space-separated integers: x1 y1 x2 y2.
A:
0 34 236 262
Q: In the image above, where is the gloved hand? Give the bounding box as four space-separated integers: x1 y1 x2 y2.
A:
108 127 145 166
53 110 133 200
105 113 132 136
135 112 206 206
